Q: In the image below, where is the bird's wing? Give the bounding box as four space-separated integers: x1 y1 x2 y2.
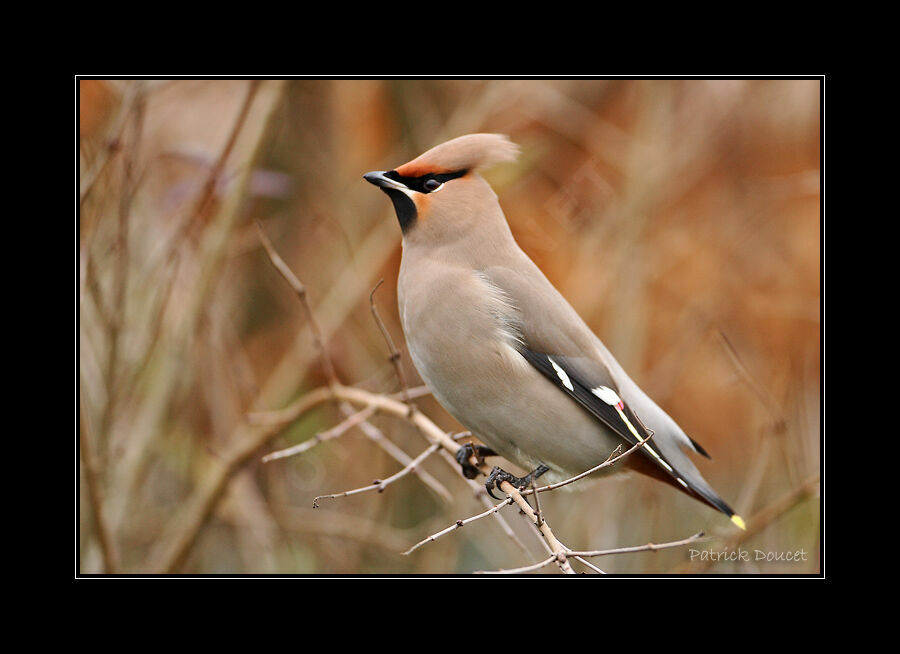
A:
481 262 739 520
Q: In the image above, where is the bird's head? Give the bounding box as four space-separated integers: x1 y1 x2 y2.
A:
364 134 519 246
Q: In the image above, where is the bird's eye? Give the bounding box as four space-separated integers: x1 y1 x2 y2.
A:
423 178 442 192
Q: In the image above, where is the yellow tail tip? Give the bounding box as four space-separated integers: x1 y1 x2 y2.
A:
730 514 747 530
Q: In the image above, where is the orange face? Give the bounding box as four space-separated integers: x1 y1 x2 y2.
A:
363 167 469 234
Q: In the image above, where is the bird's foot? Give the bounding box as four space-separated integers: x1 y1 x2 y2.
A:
485 464 550 500
455 442 497 479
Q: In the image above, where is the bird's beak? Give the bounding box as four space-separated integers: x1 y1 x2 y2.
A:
364 170 410 192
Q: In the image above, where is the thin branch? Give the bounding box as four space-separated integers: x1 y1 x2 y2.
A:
144 315 681 575
313 443 441 507
403 495 514 556
261 405 376 463
501 480 575 574
246 385 431 427
481 555 562 575
436 449 531 558
256 220 339 387
476 531 706 574
572 556 607 574
369 278 413 412
251 381 653 573
339 401 452 503
530 472 543 528
147 382 452 572
520 440 641 496
567 531 708 558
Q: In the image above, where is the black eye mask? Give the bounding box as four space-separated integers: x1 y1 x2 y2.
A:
384 169 468 194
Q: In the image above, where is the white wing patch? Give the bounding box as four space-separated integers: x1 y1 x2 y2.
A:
547 357 574 391
591 385 622 407
591 386 689 488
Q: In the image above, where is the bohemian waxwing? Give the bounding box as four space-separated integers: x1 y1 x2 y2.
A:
364 133 745 530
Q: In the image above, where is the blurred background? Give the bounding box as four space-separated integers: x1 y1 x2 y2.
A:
78 78 821 575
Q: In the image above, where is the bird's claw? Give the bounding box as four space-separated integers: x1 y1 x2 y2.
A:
484 464 550 500
455 442 496 479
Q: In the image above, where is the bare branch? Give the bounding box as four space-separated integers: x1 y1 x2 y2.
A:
341 401 452 503
572 557 607 574
313 443 441 507
501 480 575 574
246 385 431 427
403 495 514 556
568 531 708 558
436 449 531 558
370 278 414 412
476 531 706 574
261 405 377 463
256 221 339 387
527 440 643 495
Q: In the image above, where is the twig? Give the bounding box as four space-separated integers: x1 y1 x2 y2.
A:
247 385 431 427
149 377 666 573
521 439 642 496
146 382 458 572
403 495 514 556
567 531 708 558
340 401 452 503
263 380 652 572
436 449 531 558
476 531 706 574
501 480 575 574
261 405 377 463
369 279 413 413
256 221 339 387
530 474 543 528
573 557 607 574
313 443 441 507
402 436 651 573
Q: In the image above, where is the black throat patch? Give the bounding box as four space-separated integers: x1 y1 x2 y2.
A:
381 169 468 234
382 189 417 234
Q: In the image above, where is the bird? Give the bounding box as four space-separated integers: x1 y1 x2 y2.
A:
364 133 745 530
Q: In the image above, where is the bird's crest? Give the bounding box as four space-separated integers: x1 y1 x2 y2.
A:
396 133 520 177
